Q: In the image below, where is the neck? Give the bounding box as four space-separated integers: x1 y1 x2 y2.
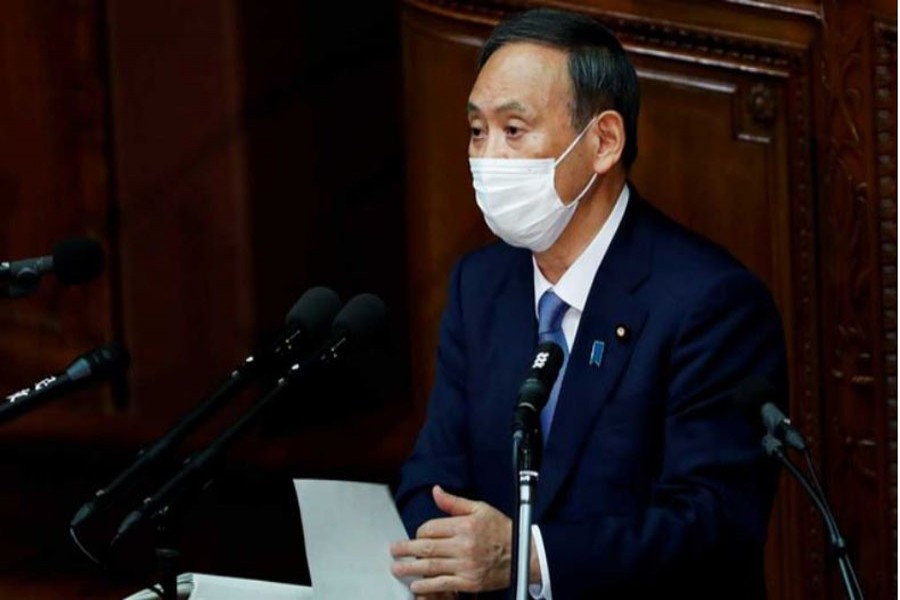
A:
535 172 626 284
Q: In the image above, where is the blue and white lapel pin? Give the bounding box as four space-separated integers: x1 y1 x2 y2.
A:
589 340 605 367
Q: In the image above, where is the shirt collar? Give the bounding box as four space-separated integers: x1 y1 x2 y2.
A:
533 183 630 316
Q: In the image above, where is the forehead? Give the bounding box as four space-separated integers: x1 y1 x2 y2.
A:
469 42 572 117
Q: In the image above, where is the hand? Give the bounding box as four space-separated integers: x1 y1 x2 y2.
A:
390 485 513 594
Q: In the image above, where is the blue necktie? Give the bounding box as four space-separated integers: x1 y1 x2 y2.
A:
537 290 570 443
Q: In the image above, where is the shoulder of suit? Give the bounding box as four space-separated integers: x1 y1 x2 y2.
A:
455 240 529 280
634 198 757 281
626 197 776 316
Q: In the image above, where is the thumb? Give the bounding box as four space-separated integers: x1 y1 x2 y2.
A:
433 485 477 516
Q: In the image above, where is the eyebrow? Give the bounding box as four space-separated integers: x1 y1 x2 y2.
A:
466 100 530 116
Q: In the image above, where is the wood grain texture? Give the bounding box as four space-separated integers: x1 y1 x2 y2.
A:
814 1 893 597
0 0 116 398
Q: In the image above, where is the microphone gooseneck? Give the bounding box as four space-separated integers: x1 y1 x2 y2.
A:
70 287 341 533
749 377 864 600
109 292 386 548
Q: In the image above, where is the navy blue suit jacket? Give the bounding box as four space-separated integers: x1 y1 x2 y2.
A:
396 190 788 598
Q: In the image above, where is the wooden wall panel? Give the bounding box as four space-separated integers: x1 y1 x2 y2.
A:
402 8 490 417
873 23 897 594
813 1 897 596
0 0 115 401
106 0 255 426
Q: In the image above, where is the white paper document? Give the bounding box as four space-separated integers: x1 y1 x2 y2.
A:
294 479 414 600
122 572 312 600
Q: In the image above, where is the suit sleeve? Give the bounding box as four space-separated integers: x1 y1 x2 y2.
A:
395 257 472 537
538 268 789 596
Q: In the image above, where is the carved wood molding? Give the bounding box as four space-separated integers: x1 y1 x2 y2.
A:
873 20 897 597
783 45 825 599
820 2 879 489
406 0 806 75
817 0 896 595
405 0 823 22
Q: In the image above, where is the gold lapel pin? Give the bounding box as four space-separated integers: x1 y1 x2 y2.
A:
615 324 630 341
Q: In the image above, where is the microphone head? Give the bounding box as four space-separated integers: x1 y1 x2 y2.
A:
285 287 342 340
760 402 788 434
516 342 565 413
333 293 386 341
53 238 105 285
528 341 565 386
66 343 131 382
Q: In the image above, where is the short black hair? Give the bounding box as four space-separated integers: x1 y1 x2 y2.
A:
478 9 641 168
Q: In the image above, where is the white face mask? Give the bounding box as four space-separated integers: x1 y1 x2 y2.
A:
469 119 598 252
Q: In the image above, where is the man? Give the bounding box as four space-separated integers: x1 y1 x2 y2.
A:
391 8 788 599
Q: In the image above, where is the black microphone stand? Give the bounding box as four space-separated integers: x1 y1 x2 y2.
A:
762 435 864 600
112 364 310 600
511 427 541 600
71 324 310 532
154 507 180 600
111 327 362 559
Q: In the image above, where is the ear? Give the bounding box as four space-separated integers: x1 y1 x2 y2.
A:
590 110 626 175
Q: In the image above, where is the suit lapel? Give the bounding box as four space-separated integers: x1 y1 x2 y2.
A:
534 193 653 520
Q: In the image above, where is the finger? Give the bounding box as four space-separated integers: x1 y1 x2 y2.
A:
391 557 460 579
432 485 478 517
416 516 469 539
390 537 455 559
410 575 473 595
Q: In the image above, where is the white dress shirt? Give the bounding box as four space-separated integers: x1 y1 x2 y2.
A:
527 184 630 599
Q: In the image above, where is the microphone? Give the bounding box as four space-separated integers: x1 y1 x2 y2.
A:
512 342 565 445
736 376 806 451
763 434 864 599
70 286 341 531
510 342 563 600
745 377 863 600
1 238 105 297
0 343 129 426
761 402 807 451
110 293 386 546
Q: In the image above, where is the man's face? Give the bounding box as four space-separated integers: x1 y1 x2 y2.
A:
467 42 597 204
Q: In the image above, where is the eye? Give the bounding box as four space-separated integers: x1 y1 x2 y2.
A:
505 125 523 138
470 126 485 140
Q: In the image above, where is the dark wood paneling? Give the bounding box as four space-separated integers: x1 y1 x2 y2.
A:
402 7 491 416
107 0 256 425
813 1 897 597
873 23 897 596
0 0 115 399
